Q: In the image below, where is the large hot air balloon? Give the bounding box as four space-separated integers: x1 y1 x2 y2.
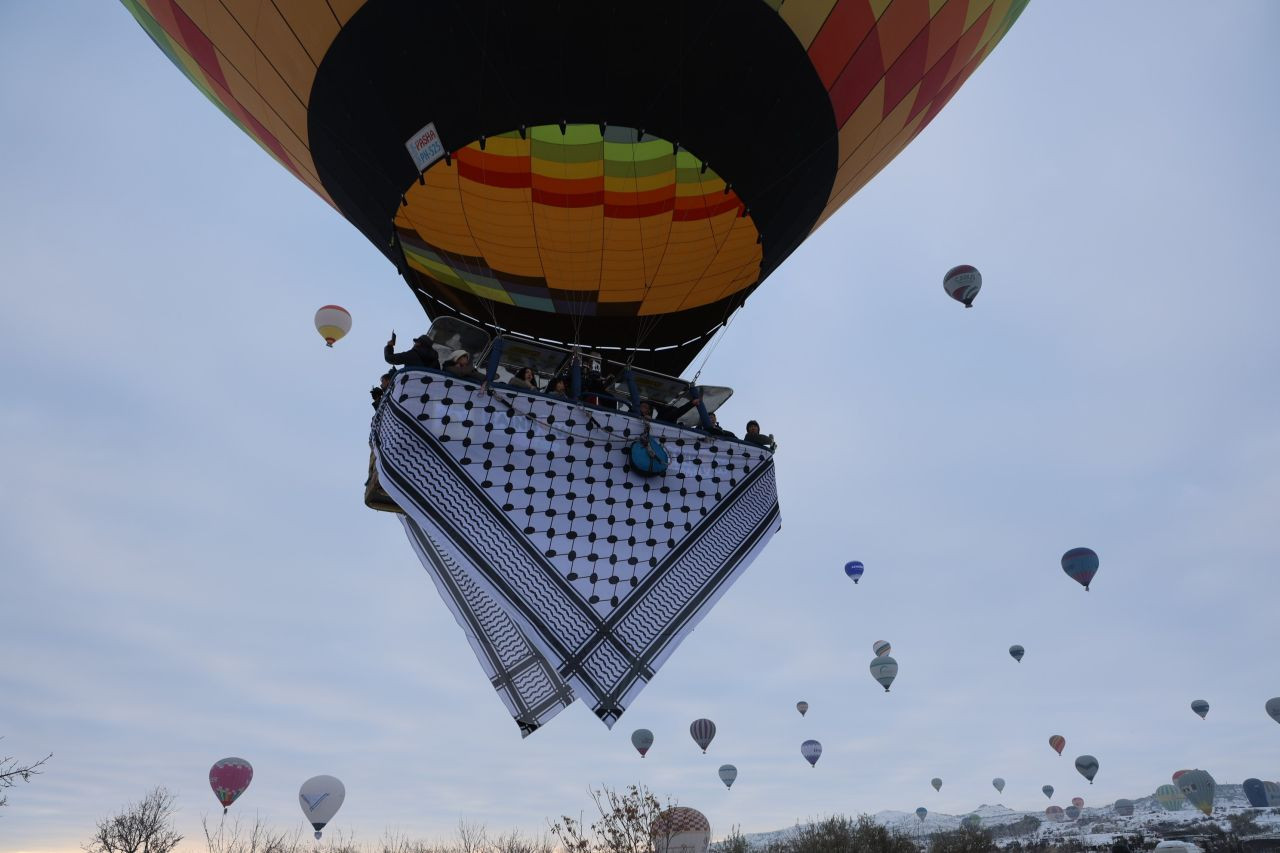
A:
916 808 927 822
122 0 1030 737
1045 806 1064 822
208 757 253 814
298 775 345 841
844 561 865 584
314 305 352 347
1172 769 1190 782
1265 697 1280 724
1154 785 1184 811
992 778 1005 793
631 729 654 758
870 655 898 692
873 640 891 657
1008 645 1024 662
931 778 943 792
1061 548 1099 590
1042 785 1054 799
1264 781 1280 807
943 265 982 308
690 719 716 753
652 807 711 853
801 740 823 768
1049 735 1066 756
796 701 809 717
718 765 737 789
1190 699 1209 719
1075 755 1098 784
1071 797 1085 809
1243 779 1268 808
1177 769 1216 816
1114 799 1134 817
1064 806 1080 821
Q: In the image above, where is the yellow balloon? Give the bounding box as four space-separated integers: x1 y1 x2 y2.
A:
314 305 352 347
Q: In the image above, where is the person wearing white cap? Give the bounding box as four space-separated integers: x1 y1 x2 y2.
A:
445 349 484 383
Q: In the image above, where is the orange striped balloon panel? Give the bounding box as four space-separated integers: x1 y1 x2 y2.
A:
396 126 760 317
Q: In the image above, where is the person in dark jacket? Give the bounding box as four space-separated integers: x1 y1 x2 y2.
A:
370 371 393 409
743 419 777 451
384 332 440 369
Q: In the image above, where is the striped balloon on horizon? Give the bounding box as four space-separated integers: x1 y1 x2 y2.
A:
689 719 716 753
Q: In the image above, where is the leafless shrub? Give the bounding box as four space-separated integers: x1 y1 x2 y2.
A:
84 786 183 853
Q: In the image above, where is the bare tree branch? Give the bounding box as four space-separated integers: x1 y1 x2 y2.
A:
0 737 52 810
84 786 183 853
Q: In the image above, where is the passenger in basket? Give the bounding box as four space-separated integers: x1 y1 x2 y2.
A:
743 419 777 451
705 412 736 439
383 331 440 369
370 371 393 409
547 376 570 398
508 366 538 390
445 349 485 383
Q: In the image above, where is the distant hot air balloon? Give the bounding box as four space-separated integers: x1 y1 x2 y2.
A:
1045 806 1064 822
796 701 809 717
801 740 822 767
1049 735 1066 756
1042 785 1054 799
872 640 891 657
993 778 1005 793
1177 769 1216 816
1114 799 1134 817
916 808 928 822
298 775 345 841
209 757 253 814
314 305 352 347
718 765 737 789
844 561 864 584
1009 645 1024 662
870 655 898 692
961 814 983 830
1172 769 1190 782
1190 699 1209 719
1154 785 1184 811
1075 755 1099 784
1264 781 1280 807
931 778 943 792
943 265 982 308
1071 797 1085 809
631 729 654 758
1243 779 1268 808
1061 547 1099 590
1064 806 1080 821
652 807 711 853
690 719 716 753
1265 697 1280 724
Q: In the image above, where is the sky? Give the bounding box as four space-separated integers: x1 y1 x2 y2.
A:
2 2 1279 851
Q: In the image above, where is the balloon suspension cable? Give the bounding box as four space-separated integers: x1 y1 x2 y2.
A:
689 302 740 386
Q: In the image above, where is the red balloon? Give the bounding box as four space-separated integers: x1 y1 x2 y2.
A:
209 757 253 811
1049 735 1066 756
1072 797 1085 809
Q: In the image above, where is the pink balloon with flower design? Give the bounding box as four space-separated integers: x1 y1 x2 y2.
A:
209 757 253 813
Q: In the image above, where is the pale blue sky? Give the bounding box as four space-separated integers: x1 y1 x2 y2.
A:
3 3 1279 852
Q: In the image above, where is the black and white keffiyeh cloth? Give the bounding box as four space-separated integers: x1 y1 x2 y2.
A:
373 370 781 731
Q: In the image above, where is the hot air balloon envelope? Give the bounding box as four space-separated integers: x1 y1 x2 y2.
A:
1009 644 1024 662
1071 797 1085 809
298 775 345 840
1042 785 1054 799
916 808 927 821
1264 782 1280 807
795 701 808 717
844 561 864 583
993 778 1005 793
1177 769 1216 816
931 778 943 792
1190 699 1209 719
209 757 253 811
690 719 716 753
1114 799 1134 817
801 740 822 767
314 305 351 347
631 729 654 757
870 655 898 692
872 640 891 657
961 814 982 830
652 807 711 853
1267 697 1280 724
1155 785 1184 811
943 265 982 307
1075 755 1099 784
1061 547 1100 590
718 765 737 789
1046 806 1064 822
1242 779 1268 808
1065 806 1081 820
1049 735 1066 756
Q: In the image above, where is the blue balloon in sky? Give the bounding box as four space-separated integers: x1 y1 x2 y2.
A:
1061 547 1100 590
844 561 864 584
